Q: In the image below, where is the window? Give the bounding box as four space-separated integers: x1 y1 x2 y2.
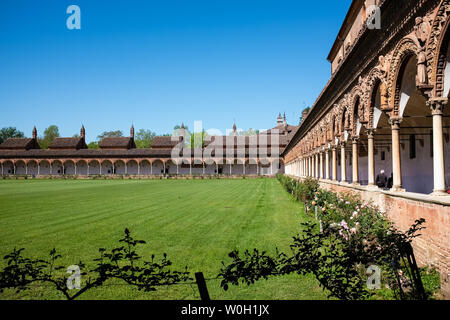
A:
409 135 416 159
381 151 385 161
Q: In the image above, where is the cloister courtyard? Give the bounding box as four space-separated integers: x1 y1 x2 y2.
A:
0 178 327 300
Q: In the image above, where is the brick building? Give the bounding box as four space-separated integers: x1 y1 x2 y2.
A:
283 0 450 296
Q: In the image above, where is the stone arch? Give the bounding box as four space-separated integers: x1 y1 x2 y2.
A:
63 160 76 175
139 159 151 175
126 159 139 175
113 160 126 174
75 159 88 175
427 0 450 94
51 160 63 175
387 37 421 115
87 159 100 175
152 159 165 175
27 160 39 175
15 160 26 174
430 5 450 98
100 160 113 175
352 94 363 136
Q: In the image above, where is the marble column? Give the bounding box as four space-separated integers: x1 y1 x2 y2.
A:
340 142 346 183
325 149 330 180
352 137 359 185
428 98 448 195
390 118 403 191
319 151 324 179
332 147 337 181
367 129 375 187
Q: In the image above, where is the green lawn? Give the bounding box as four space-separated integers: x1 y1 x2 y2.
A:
0 178 327 300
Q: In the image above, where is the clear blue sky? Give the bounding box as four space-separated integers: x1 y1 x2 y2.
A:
0 0 352 143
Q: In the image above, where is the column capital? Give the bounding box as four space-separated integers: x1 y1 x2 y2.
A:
351 136 359 143
389 117 402 130
427 97 447 116
366 128 376 138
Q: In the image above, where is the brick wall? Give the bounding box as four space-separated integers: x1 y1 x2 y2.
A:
318 181 450 298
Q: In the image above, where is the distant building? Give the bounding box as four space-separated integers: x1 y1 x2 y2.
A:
0 114 298 176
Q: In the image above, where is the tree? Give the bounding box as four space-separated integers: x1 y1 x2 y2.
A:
38 125 60 149
87 142 99 149
97 130 123 141
237 129 259 136
189 130 209 148
0 127 25 144
135 129 156 148
0 229 191 300
299 107 311 124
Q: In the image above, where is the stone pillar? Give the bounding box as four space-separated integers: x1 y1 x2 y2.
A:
367 129 375 187
325 149 330 180
313 154 317 178
352 137 359 185
428 98 448 195
319 151 324 179
390 118 403 191
332 147 337 181
315 154 319 178
303 158 306 177
340 142 346 183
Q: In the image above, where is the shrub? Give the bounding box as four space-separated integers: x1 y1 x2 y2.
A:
221 175 437 300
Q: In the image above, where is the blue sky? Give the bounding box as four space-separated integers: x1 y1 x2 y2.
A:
0 0 352 142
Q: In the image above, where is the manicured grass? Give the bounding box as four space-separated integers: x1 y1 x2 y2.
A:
0 178 327 300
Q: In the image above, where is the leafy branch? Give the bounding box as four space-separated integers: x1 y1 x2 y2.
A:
0 228 191 300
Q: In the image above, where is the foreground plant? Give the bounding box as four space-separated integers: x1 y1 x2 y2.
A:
0 228 191 300
219 175 434 300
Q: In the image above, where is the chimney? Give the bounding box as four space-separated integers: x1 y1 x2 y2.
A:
130 124 135 139
233 123 237 136
277 113 283 126
80 125 85 139
180 123 186 139
32 126 37 140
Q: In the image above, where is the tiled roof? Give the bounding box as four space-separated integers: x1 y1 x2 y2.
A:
151 136 183 148
99 137 136 149
0 138 40 150
49 137 87 150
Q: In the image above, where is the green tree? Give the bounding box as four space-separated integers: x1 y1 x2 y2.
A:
237 128 259 136
87 141 99 149
97 130 123 140
38 125 60 149
135 129 156 148
299 107 311 124
0 127 25 144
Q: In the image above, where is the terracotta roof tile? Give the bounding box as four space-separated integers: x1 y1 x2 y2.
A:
49 137 87 150
0 138 40 150
99 137 136 149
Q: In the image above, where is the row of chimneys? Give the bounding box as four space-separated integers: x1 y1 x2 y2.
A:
30 125 136 140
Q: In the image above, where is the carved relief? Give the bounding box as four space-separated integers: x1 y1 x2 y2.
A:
387 38 420 115
428 1 450 97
